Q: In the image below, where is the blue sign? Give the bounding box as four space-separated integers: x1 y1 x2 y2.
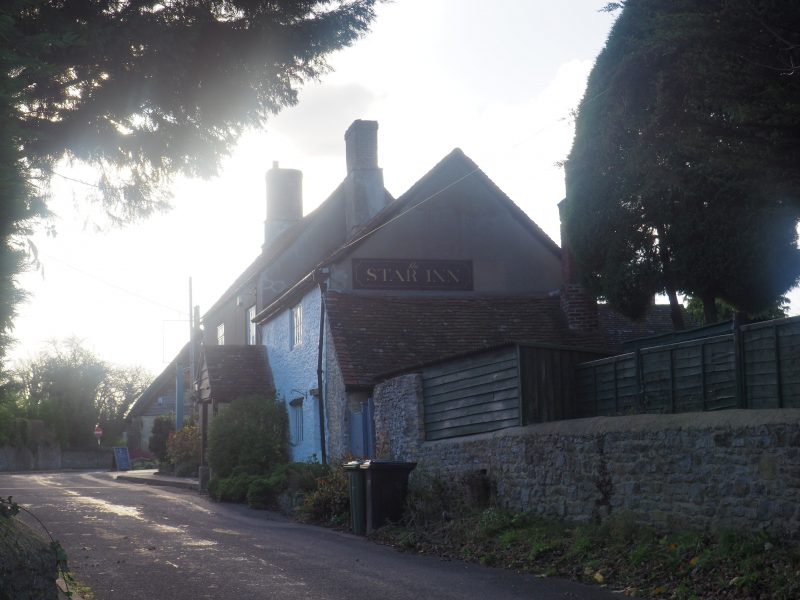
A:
113 447 132 471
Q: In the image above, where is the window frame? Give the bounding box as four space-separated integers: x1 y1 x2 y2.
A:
290 303 302 349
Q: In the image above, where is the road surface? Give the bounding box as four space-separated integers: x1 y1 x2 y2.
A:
2 471 622 599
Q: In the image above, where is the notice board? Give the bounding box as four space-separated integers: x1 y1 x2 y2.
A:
112 447 132 471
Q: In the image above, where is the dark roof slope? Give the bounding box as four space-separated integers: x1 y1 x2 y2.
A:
325 292 608 388
205 180 393 320
321 148 561 268
126 344 188 419
199 345 275 403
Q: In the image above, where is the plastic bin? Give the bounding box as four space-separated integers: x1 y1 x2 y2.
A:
343 460 367 535
361 460 417 533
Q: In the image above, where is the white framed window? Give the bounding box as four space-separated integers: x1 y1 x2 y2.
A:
289 398 303 445
290 304 302 349
246 305 257 345
216 323 225 345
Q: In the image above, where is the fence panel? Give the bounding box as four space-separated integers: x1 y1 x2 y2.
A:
742 317 800 409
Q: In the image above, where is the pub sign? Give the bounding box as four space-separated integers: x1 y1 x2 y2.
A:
352 259 473 291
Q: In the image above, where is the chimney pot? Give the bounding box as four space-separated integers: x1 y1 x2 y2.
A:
345 120 379 173
263 164 302 249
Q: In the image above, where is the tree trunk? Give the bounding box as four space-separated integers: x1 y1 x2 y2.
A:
702 292 718 324
656 224 685 330
666 286 685 330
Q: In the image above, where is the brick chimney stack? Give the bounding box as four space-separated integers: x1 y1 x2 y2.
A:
263 161 303 250
344 120 387 237
558 199 599 331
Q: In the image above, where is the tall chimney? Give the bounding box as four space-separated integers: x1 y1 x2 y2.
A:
344 120 387 237
557 199 599 331
264 161 302 250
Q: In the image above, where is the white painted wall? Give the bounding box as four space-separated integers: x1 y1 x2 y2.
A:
261 288 324 462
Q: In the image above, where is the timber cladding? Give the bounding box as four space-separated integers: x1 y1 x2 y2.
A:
422 347 521 440
421 345 608 440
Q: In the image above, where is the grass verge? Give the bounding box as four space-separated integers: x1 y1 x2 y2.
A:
371 508 800 599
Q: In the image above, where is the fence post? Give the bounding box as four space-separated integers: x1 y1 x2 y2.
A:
634 348 643 412
733 313 747 409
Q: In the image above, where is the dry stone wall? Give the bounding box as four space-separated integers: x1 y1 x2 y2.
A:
372 375 800 535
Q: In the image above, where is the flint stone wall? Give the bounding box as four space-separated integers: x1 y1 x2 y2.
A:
373 374 800 535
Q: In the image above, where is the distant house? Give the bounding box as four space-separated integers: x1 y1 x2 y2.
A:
126 344 193 455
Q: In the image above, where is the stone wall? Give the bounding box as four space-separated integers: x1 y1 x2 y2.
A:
372 376 800 535
0 446 113 471
324 327 350 461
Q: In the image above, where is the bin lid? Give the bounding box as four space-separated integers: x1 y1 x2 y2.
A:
359 460 417 471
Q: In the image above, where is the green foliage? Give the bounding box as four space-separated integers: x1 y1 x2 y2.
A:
374 507 800 599
166 424 200 476
148 414 175 462
0 0 378 366
565 0 800 323
12 338 152 450
297 463 350 526
208 474 258 503
684 294 789 325
207 394 288 479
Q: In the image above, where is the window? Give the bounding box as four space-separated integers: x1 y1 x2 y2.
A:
290 304 302 348
216 323 225 345
289 398 303 445
246 305 257 345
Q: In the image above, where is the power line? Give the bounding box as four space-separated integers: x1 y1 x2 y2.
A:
40 252 189 317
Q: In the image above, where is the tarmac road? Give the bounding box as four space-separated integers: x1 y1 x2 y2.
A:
2 471 623 600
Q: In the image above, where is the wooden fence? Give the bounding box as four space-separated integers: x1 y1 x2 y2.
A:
576 316 800 415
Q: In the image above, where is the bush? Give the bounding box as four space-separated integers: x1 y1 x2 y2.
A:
246 462 329 510
208 473 258 503
167 424 200 476
297 463 350 526
208 395 288 478
148 414 174 461
246 476 282 509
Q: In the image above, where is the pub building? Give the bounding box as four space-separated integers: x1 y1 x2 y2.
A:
181 119 677 465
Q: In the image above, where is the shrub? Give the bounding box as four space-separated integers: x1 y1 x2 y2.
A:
148 414 174 461
246 476 281 509
208 395 288 479
167 425 200 476
208 473 258 503
297 463 349 526
246 462 329 510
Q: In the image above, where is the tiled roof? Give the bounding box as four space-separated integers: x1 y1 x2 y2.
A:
599 304 699 349
126 344 188 419
325 292 688 388
199 345 275 403
325 292 608 388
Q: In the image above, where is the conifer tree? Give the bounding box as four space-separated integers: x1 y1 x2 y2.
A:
0 0 378 360
565 0 800 325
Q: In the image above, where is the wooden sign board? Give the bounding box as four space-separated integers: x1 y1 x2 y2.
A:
352 259 473 291
112 447 132 472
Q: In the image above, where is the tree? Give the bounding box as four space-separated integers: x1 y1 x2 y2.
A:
97 364 152 442
0 0 379 362
14 337 152 448
564 0 800 326
684 294 789 326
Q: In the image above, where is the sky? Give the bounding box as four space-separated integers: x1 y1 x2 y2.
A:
9 0 800 376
